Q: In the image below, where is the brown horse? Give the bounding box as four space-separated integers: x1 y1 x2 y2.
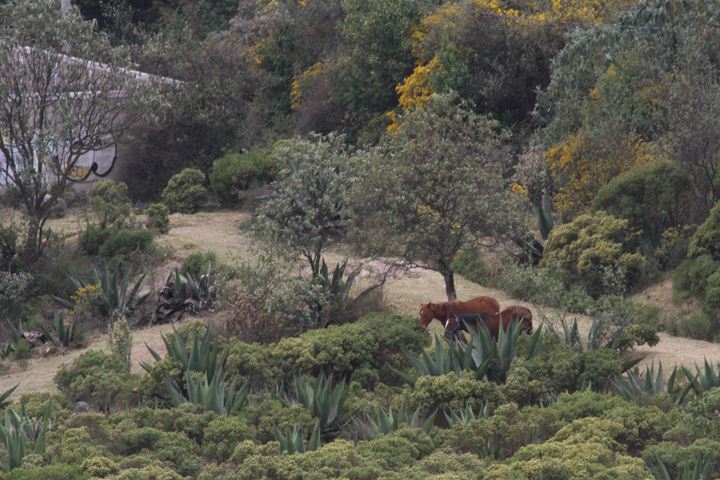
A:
443 306 533 340
419 296 500 330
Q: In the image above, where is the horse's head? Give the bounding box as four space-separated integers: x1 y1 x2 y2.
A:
419 303 435 330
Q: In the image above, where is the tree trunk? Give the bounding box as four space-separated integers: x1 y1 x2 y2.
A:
23 215 42 264
442 269 457 301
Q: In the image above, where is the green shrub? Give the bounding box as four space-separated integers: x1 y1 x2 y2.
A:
180 251 218 278
592 161 693 246
676 312 714 340
0 223 22 273
436 402 561 459
497 264 594 314
484 417 649 479
81 455 120 477
409 372 505 413
128 404 216 444
118 427 200 477
79 224 112 256
107 465 185 480
542 211 648 297
80 224 155 258
161 168 208 214
655 226 692 270
243 398 316 443
689 201 720 261
672 255 719 298
89 180 132 226
357 434 421 471
98 229 154 258
210 148 275 205
145 203 170 234
12 337 32 359
202 416 250 461
642 439 720 480
703 287 720 318
524 341 583 393
3 464 86 480
452 249 489 284
225 313 428 386
52 426 106 465
54 350 137 412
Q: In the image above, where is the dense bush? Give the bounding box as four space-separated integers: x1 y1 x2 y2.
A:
689 201 720 261
542 211 648 297
673 255 719 298
672 255 720 338
452 248 489 285
89 180 132 226
0 223 23 272
654 226 693 270
496 264 594 314
54 350 138 412
78 223 112 255
484 418 649 479
592 161 694 247
3 464 86 479
79 224 155 258
180 251 218 278
409 372 505 412
145 203 170 234
224 313 427 386
99 229 155 258
161 168 208 214
209 148 275 205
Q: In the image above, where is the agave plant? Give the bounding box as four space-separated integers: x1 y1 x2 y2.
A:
646 452 713 480
273 419 321 454
0 342 12 359
0 384 18 409
166 371 249 415
57 262 148 319
142 328 227 383
444 402 491 428
289 373 347 432
360 397 436 439
611 363 689 405
318 258 360 302
0 401 54 471
682 360 720 398
534 193 554 241
398 321 542 386
154 264 217 323
38 312 80 350
395 336 474 386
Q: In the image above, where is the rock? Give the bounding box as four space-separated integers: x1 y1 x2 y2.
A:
41 194 66 218
42 345 57 357
48 197 67 218
73 401 90 413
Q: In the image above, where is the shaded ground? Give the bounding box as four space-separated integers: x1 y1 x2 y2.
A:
3 210 720 398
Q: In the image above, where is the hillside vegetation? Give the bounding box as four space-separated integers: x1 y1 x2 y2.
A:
3 0 720 478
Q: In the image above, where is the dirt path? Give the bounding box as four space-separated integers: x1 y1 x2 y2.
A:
3 210 720 398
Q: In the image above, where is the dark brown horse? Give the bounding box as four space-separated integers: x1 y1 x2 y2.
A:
419 296 500 330
443 306 533 340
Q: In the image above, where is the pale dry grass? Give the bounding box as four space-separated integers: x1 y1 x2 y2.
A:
0 324 173 398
